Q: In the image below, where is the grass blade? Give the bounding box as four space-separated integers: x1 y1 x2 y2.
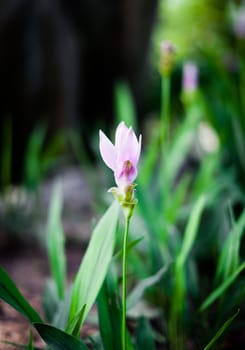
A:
46 182 66 300
115 81 137 130
97 265 122 350
215 208 245 283
28 331 34 350
200 262 245 312
127 265 170 310
203 309 240 350
177 196 206 266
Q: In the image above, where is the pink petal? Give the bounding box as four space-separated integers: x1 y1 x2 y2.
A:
115 122 129 151
99 130 116 170
119 127 141 166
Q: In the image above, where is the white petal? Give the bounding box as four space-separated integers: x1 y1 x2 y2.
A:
99 130 116 170
115 122 129 151
119 127 141 166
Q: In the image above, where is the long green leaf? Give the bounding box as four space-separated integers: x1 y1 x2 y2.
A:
115 81 137 130
114 236 144 260
68 201 120 331
0 266 43 324
52 288 72 330
215 208 245 283
177 196 206 266
200 262 245 311
97 265 122 350
203 309 239 350
28 331 34 350
46 182 66 299
67 304 87 337
34 323 89 350
127 265 169 310
135 318 156 350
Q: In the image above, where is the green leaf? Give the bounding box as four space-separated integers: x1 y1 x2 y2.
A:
139 131 160 186
177 196 206 266
114 236 144 260
115 81 137 130
0 266 43 324
52 288 72 330
34 323 89 350
215 208 245 283
41 131 66 173
203 309 240 350
24 124 46 189
28 331 34 350
67 304 87 337
127 265 169 310
135 318 156 350
97 265 122 350
46 182 66 300
200 262 245 311
42 279 59 323
164 112 199 187
166 174 191 223
68 201 120 332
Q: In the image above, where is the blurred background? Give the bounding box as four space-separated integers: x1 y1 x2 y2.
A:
0 0 244 181
0 0 158 184
0 0 245 235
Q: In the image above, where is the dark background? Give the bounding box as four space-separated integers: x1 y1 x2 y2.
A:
0 0 158 181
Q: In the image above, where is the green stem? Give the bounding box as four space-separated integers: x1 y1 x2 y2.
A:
169 262 185 350
160 75 171 145
122 214 130 350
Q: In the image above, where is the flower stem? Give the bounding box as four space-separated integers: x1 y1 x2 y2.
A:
122 214 130 350
160 75 171 145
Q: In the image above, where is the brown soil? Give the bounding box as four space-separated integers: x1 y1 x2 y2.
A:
0 242 85 350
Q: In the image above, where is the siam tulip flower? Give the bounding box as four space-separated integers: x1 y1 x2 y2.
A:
99 122 141 212
100 122 141 349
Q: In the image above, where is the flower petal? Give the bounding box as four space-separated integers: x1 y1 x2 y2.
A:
115 122 129 152
99 130 116 170
119 127 141 166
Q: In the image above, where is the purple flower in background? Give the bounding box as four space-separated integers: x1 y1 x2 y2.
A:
182 62 199 93
99 122 142 193
233 5 245 38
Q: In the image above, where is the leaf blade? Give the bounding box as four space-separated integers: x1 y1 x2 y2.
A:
34 323 89 350
0 266 43 324
68 201 120 331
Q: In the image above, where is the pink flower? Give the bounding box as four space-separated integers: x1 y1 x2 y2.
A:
99 122 142 191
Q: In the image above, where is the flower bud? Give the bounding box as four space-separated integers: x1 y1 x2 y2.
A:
159 40 176 77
